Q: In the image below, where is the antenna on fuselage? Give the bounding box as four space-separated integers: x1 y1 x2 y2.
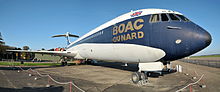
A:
52 32 79 45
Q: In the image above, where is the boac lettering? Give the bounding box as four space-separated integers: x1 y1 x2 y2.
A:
112 18 145 42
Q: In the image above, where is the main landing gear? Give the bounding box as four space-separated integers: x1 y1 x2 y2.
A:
131 62 164 84
85 59 97 65
60 57 68 66
61 61 68 66
131 72 148 84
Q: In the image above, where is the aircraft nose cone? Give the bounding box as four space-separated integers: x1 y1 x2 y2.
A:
188 26 212 55
194 26 212 50
198 28 212 47
204 31 212 47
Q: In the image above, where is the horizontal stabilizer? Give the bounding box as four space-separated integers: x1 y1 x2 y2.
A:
52 34 79 38
51 32 79 45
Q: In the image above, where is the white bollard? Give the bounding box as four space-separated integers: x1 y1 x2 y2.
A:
179 65 182 72
46 84 50 87
34 77 38 80
176 65 183 73
192 76 197 79
200 84 206 88
18 70 20 73
176 65 179 72
28 74 32 77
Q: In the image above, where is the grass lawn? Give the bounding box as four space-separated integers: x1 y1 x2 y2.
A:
35 54 60 62
191 55 220 58
0 61 61 66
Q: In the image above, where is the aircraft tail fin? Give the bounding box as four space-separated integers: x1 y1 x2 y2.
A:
52 32 79 45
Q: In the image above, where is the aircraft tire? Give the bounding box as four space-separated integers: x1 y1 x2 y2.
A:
85 59 92 65
140 72 148 80
61 62 65 66
64 62 67 66
131 72 141 84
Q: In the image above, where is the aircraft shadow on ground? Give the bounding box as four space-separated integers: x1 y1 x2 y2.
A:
93 61 139 72
0 61 176 78
92 61 176 78
0 65 64 70
0 86 64 92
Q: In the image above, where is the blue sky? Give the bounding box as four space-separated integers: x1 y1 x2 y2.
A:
0 0 219 55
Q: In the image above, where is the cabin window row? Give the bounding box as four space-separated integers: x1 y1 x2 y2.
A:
150 13 190 23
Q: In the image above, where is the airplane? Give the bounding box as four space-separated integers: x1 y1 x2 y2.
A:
7 9 212 84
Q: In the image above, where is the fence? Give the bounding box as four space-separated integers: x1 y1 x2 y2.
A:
18 66 85 92
180 59 220 68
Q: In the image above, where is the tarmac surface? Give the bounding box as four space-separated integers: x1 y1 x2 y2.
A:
0 60 220 92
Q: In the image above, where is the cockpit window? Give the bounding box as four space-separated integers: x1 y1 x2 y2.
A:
176 14 190 22
150 14 160 23
161 14 169 21
168 14 180 21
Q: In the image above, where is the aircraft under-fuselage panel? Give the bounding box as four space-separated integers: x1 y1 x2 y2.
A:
8 9 212 83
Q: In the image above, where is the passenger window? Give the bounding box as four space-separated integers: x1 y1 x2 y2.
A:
150 14 160 23
168 14 180 21
176 14 190 22
161 14 169 21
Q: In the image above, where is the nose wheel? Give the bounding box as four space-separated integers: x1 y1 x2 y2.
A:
131 72 148 84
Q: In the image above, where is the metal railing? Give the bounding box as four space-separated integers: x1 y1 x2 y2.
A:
180 59 220 68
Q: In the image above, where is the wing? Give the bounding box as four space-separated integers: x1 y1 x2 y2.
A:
6 50 77 57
